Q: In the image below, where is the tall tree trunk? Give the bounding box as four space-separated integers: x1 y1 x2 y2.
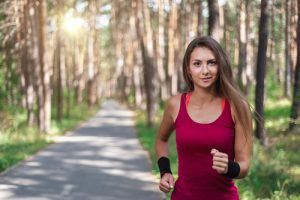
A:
219 2 224 43
94 1 101 105
168 1 178 95
167 0 175 95
245 0 253 94
87 0 97 108
291 0 298 77
135 0 157 127
111 0 125 100
289 0 300 131
37 0 51 133
184 0 192 47
176 2 184 92
20 0 35 126
143 0 158 127
157 0 168 101
56 14 64 123
277 0 285 84
65 38 72 117
197 0 203 36
130 0 142 106
14 0 24 108
30 0 45 132
223 2 231 56
208 0 220 41
255 0 269 147
285 0 292 97
238 0 247 93
268 0 275 66
75 39 85 103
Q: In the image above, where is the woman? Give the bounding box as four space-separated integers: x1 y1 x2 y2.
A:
155 36 252 199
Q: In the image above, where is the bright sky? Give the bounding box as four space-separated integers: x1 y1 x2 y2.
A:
75 1 110 29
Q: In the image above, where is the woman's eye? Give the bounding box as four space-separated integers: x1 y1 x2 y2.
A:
208 61 217 65
193 62 200 66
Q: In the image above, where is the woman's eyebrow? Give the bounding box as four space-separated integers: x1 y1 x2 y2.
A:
191 58 216 62
207 59 217 62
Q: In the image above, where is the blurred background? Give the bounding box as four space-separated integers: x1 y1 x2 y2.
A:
0 0 299 199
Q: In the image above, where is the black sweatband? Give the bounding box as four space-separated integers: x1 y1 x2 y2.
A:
157 157 172 178
223 160 240 178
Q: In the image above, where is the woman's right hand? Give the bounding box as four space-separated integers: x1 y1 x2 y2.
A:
159 173 174 193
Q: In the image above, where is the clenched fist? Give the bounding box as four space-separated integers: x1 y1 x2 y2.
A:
159 173 174 193
211 148 229 174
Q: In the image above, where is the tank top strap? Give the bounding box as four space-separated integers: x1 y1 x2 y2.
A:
221 98 225 112
185 92 192 108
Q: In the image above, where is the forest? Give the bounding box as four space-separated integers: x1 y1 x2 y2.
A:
0 0 300 199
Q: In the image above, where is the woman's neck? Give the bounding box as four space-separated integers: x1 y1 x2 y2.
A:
191 88 219 105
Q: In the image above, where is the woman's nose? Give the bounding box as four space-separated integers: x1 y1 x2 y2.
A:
201 64 209 75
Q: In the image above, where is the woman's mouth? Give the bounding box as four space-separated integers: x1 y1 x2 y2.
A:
201 77 212 82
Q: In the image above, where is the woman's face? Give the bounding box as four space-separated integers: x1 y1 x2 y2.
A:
188 47 219 90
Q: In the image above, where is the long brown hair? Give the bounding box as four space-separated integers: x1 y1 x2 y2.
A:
182 36 252 140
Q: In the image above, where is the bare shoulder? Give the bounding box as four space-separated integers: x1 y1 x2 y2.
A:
166 93 182 122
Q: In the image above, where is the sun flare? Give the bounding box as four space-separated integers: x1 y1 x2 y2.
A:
62 12 85 35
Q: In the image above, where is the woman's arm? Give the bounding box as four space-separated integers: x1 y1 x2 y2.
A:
155 94 180 159
155 94 180 193
212 101 253 179
232 101 253 179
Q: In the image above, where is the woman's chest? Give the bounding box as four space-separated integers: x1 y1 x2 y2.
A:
175 124 235 154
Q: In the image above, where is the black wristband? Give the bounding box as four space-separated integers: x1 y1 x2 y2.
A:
157 157 172 178
222 160 240 179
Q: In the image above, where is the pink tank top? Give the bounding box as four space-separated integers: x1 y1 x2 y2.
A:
171 93 239 200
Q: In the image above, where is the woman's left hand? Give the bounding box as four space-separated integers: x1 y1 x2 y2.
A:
211 148 228 174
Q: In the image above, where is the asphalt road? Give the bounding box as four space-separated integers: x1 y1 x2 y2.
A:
0 100 163 200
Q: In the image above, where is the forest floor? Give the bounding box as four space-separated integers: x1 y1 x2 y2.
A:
0 100 163 200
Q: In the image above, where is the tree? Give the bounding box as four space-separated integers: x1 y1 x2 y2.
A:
54 1 65 123
167 1 178 95
87 0 98 108
129 0 142 106
289 0 300 131
237 0 248 94
255 0 270 147
37 0 51 133
17 0 35 126
30 0 45 132
208 0 220 41
135 0 157 127
285 0 292 97
197 0 203 36
156 0 168 100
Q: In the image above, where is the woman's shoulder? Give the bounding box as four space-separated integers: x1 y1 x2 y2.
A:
167 93 182 107
165 93 183 120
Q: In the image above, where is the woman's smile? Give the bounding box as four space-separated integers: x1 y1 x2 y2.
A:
201 77 212 81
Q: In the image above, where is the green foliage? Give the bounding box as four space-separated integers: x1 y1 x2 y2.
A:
50 102 97 134
135 110 178 177
0 127 49 172
237 140 300 199
0 101 99 173
0 54 6 110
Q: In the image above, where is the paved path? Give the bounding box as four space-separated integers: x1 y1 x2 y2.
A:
0 100 163 200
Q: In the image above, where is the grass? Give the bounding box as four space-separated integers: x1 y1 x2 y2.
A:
0 102 99 173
